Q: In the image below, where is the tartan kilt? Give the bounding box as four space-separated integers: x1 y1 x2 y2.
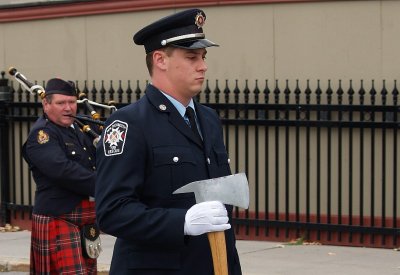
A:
30 199 97 275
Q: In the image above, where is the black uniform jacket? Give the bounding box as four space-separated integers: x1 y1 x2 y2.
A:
95 84 242 275
22 115 96 216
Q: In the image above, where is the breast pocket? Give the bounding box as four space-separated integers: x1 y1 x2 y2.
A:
215 150 229 166
152 145 197 196
153 146 196 167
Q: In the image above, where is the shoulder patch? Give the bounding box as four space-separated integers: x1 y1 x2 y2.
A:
103 120 128 156
37 130 49 144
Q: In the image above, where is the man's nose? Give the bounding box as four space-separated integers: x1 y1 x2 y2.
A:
199 60 208 72
64 103 74 110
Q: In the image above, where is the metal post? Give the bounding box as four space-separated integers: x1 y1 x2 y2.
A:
0 71 11 226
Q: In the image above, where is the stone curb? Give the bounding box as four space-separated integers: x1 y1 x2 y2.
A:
0 258 29 272
0 257 110 274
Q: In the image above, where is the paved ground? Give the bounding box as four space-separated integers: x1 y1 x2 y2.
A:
1 231 400 274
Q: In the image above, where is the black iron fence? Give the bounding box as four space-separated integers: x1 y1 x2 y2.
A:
0 74 399 248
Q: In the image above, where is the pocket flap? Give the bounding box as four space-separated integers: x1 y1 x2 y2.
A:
153 146 196 166
215 149 229 165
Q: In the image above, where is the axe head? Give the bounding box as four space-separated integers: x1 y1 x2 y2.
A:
173 173 249 209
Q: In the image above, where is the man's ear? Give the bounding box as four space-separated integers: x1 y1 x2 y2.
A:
153 50 168 71
42 98 49 112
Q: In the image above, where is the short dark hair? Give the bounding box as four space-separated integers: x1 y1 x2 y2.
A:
44 94 54 103
146 47 175 76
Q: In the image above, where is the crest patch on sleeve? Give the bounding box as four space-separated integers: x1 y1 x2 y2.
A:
103 120 128 156
37 130 49 144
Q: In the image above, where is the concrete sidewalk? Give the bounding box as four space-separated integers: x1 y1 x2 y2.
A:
0 231 399 274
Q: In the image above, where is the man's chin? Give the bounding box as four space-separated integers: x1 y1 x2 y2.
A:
60 119 74 127
190 85 203 96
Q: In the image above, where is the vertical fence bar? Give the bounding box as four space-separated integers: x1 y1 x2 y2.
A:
125 80 132 103
91 80 97 103
370 80 377 245
214 80 220 105
305 80 311 239
284 80 290 238
100 81 106 118
233 80 240 235
17 88 28 219
109 80 115 102
337 80 344 242
381 80 387 246
274 80 280 238
294 80 301 237
9 84 23 213
348 80 354 244
10 85 22 220
223 80 230 160
117 80 123 104
253 80 260 236
264 80 270 237
392 80 398 247
222 79 230 166
243 80 250 236
326 80 333 241
316 80 322 241
126 80 133 103
0 72 11 226
25 86 32 213
358 80 366 245
204 80 211 104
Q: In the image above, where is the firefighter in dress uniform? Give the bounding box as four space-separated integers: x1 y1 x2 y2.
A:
95 8 242 275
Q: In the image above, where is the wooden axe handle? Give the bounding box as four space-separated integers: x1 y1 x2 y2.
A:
207 231 228 275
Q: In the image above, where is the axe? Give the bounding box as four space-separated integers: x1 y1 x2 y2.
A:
173 173 249 275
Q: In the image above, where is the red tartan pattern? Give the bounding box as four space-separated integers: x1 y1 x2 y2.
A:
30 200 97 275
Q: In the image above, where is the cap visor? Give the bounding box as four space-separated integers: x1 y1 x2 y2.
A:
171 38 219 49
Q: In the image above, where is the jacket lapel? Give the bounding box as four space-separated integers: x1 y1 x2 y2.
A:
146 85 203 148
194 102 212 154
73 123 87 146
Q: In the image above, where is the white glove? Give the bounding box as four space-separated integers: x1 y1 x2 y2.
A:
184 201 231 236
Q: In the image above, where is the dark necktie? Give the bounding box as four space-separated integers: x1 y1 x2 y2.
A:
185 107 202 143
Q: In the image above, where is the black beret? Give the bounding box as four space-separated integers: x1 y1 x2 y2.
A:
133 8 218 53
45 78 77 97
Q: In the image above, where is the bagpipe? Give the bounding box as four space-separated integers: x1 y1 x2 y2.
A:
8 67 117 146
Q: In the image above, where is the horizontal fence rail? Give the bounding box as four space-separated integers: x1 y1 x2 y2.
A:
1 77 399 248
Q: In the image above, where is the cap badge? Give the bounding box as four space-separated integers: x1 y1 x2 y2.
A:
159 104 167 111
195 12 205 29
37 130 49 144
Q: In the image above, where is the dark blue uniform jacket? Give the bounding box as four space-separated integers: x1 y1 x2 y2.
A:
95 85 242 274
22 115 97 216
